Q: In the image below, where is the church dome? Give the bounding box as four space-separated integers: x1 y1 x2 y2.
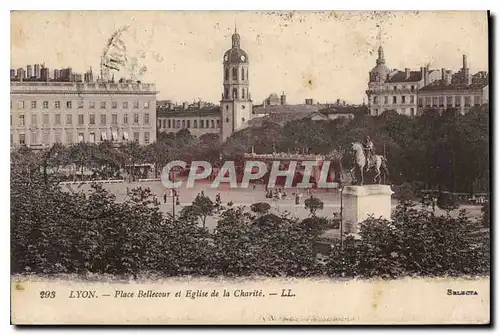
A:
223 29 249 64
370 45 389 82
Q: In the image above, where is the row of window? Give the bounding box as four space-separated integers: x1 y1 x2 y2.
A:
224 87 247 100
224 67 247 82
12 113 151 127
15 131 150 145
373 95 416 105
158 118 221 129
418 95 481 107
12 100 151 110
374 108 416 117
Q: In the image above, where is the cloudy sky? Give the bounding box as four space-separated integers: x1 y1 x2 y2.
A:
11 11 488 105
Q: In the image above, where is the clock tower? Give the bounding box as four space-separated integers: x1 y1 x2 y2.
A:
220 28 252 142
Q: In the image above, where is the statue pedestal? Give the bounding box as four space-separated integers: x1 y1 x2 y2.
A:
342 185 394 234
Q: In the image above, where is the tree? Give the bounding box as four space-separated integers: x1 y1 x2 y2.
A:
437 192 459 214
304 196 324 216
190 194 215 229
250 202 271 217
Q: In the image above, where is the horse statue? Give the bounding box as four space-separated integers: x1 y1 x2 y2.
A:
349 142 389 185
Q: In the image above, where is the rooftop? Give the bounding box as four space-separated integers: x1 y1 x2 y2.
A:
386 70 423 83
419 77 488 92
157 106 220 117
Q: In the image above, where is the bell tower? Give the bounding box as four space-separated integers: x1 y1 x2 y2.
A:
220 27 252 142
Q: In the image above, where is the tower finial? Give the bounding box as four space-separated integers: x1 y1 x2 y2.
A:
235 21 237 34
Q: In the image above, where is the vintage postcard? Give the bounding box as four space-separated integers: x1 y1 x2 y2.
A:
10 10 490 325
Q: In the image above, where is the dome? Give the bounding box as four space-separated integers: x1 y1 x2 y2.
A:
223 48 249 64
370 45 389 82
370 63 389 82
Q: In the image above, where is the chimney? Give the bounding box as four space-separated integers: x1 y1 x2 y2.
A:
424 66 429 86
336 98 340 105
405 68 410 79
280 91 287 106
462 54 471 86
463 54 468 69
441 68 446 81
182 102 189 110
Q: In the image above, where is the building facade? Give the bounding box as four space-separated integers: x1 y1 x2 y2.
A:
10 81 157 148
418 55 489 114
157 106 221 138
220 28 253 142
366 45 441 117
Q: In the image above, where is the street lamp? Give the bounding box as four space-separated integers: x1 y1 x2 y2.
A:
339 183 344 250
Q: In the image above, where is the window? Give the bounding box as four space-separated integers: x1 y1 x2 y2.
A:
193 120 197 128
144 113 150 125
66 114 72 125
89 101 95 109
78 114 84 125
232 88 238 99
375 109 379 115
455 96 462 106
18 101 25 109
401 96 406 104
187 120 191 128
89 114 95 125
401 108 406 115
200 120 204 128
31 114 36 126
384 96 388 104
55 114 61 125
241 118 245 123
112 114 118 125
392 96 397 104
66 101 72 109
78 101 84 108
211 120 215 128
474 96 480 106
144 132 150 144
123 101 128 109
182 120 185 128
216 120 220 128
232 67 237 81
133 113 139 124
226 117 229 123
438 97 444 107
43 101 49 108
402 85 406 90
31 101 37 109
168 119 172 128
89 133 95 143
176 120 181 128
31 131 38 144
224 88 229 99
43 114 49 125
66 131 73 144
241 67 245 81
172 119 176 129
447 96 453 106
225 68 229 81
225 105 229 110
411 85 415 91
144 101 150 109
393 86 397 91
410 95 415 104
19 133 25 145
112 101 117 109
18 114 25 126
42 132 49 143
100 114 106 125
124 113 128 124
55 133 61 143
133 132 140 142
133 101 139 109
425 97 431 107
410 108 415 117
78 133 84 143
464 96 471 107
242 88 246 99
373 96 378 104
418 97 423 106
100 101 106 109
432 97 438 107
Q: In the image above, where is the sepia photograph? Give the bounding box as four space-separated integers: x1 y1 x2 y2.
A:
9 9 490 325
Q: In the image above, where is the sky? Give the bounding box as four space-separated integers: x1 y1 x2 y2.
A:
11 11 488 105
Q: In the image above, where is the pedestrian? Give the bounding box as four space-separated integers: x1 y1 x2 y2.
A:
253 184 256 191
176 195 180 206
295 193 300 205
201 190 205 196
163 193 167 204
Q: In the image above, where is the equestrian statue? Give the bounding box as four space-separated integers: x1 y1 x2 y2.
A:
349 136 389 185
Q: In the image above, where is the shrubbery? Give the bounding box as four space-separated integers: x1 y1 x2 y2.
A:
11 167 489 278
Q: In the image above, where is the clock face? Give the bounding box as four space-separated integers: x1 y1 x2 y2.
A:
240 55 246 61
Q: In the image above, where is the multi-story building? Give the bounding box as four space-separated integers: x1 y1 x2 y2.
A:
157 106 221 138
366 45 441 117
10 80 157 149
418 55 489 114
